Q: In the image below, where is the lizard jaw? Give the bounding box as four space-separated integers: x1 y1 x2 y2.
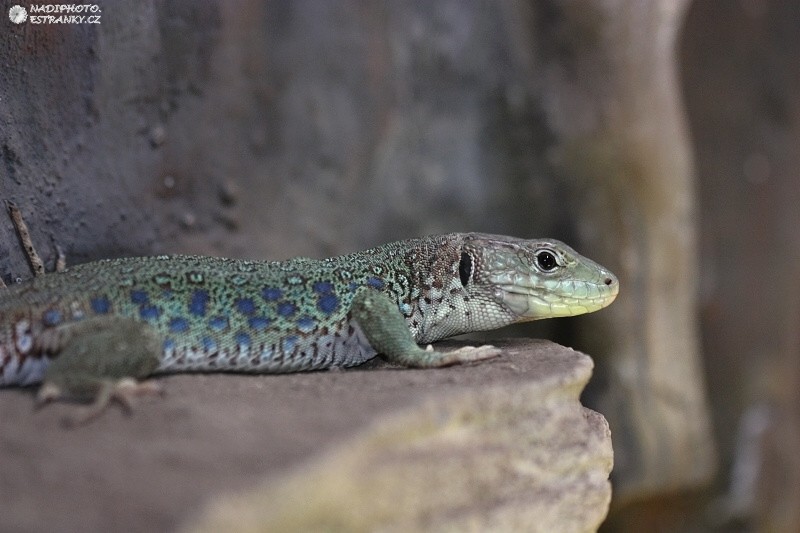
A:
496 277 619 319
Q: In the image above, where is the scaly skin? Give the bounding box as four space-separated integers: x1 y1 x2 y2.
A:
0 233 618 416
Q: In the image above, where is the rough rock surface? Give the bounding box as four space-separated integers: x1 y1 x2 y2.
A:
0 339 611 533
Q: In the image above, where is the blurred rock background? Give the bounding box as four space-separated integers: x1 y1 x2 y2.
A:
1 0 798 530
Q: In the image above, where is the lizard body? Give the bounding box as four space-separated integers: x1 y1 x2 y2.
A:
0 232 618 419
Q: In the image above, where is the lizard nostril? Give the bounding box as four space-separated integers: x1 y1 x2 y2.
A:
604 277 614 286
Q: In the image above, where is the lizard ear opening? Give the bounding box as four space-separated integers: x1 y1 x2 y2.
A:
459 252 472 287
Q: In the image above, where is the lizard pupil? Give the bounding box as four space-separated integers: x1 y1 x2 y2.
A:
459 252 472 287
536 250 558 272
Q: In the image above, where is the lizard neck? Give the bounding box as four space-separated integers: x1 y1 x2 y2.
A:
386 235 474 344
331 234 469 344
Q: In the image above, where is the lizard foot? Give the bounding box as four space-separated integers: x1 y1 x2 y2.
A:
36 377 163 428
428 344 502 367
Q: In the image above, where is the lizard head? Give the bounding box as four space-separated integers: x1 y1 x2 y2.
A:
460 233 619 324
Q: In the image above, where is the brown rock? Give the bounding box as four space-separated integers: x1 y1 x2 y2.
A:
0 340 610 532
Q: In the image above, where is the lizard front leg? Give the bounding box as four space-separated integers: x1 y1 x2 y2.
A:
36 316 163 425
350 289 500 368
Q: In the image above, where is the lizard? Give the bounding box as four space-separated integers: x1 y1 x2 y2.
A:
0 205 618 423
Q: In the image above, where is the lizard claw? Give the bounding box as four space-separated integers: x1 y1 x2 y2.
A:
34 382 62 409
113 378 164 412
441 344 502 365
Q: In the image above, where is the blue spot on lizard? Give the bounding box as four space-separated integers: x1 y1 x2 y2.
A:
262 287 282 301
247 316 270 330
366 277 385 289
316 293 339 314
208 316 229 331
202 336 218 352
296 315 316 333
189 289 209 317
139 305 160 321
90 296 111 314
282 335 298 353
276 301 297 318
312 281 334 294
235 298 256 315
235 332 251 347
130 290 149 305
168 317 189 333
42 309 63 326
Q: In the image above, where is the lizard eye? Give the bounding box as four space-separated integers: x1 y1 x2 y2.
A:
535 249 559 272
459 252 472 287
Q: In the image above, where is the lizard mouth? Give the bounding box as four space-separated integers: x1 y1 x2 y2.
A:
496 279 619 319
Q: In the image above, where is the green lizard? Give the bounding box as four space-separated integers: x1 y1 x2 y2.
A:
1 207 618 422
